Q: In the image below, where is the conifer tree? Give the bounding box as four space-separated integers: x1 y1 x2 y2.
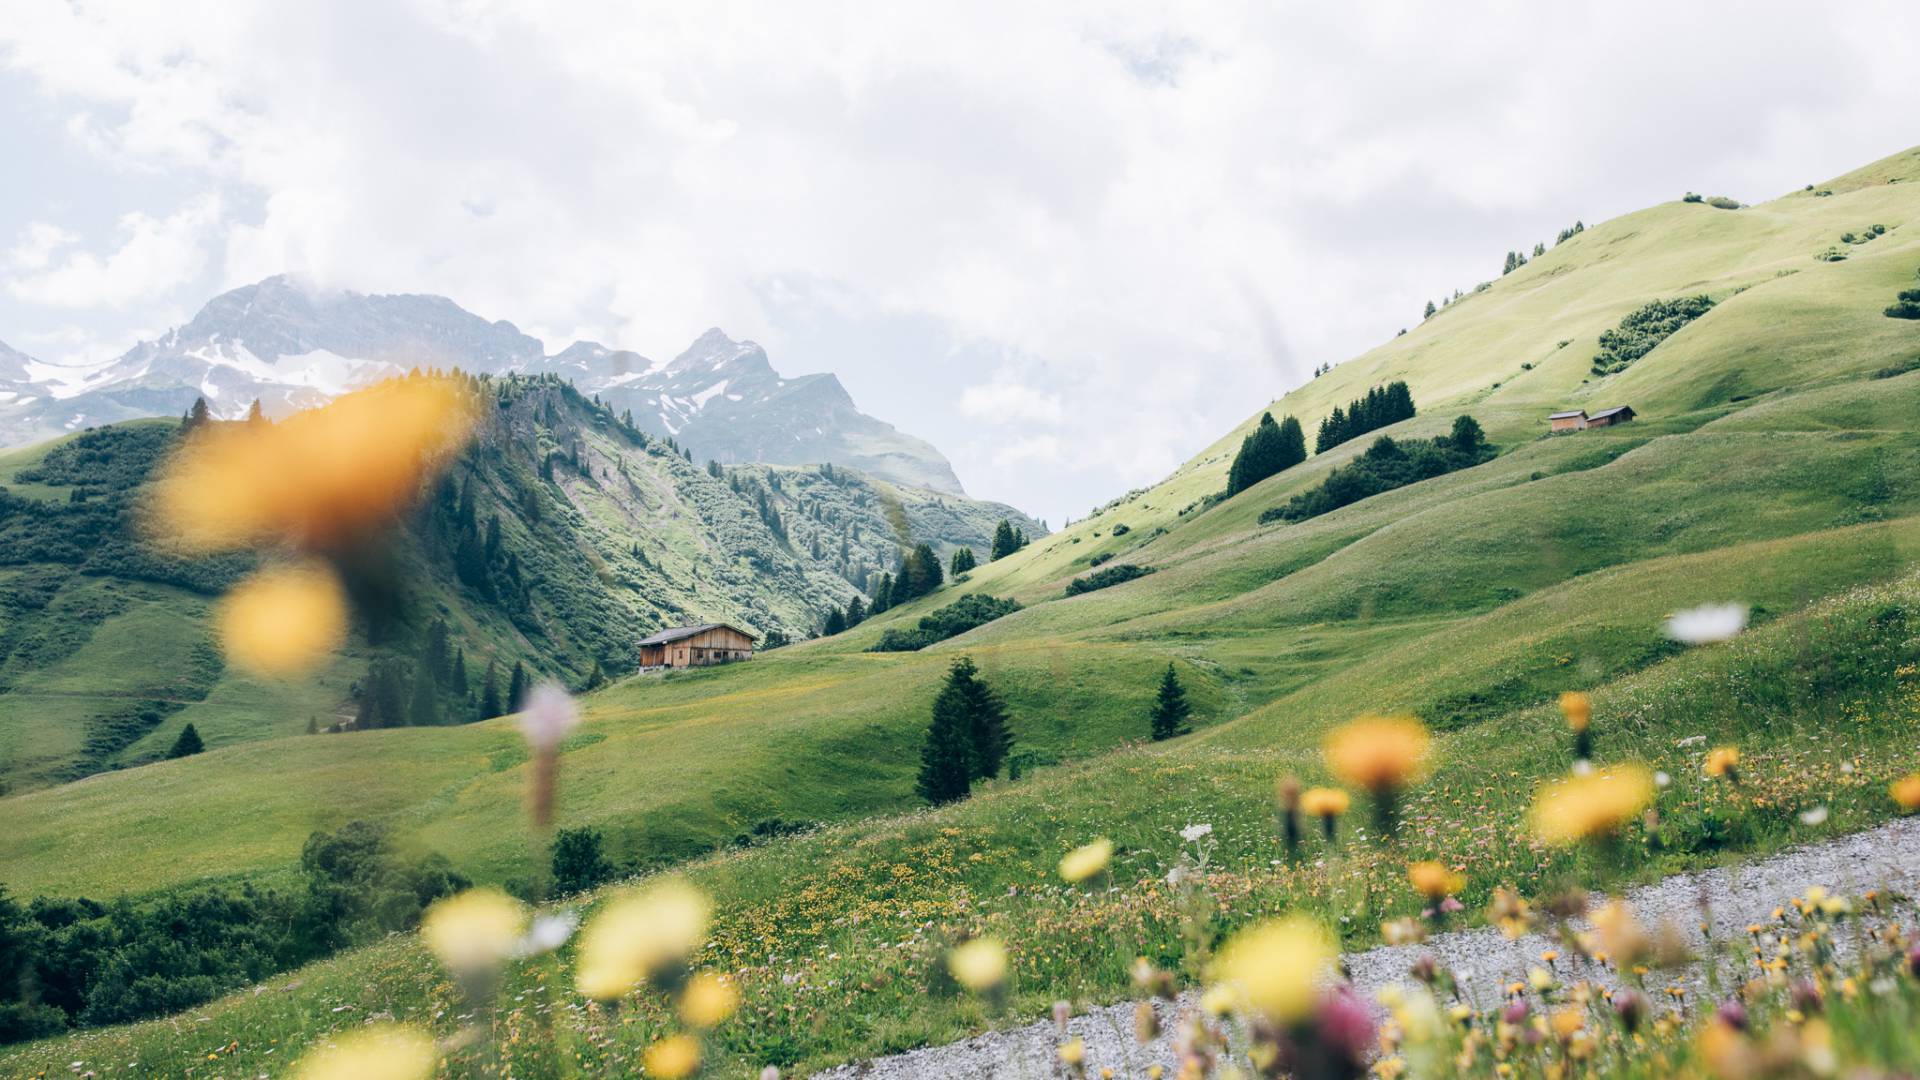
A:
950 547 977 575
1423 299 1436 320
478 660 503 720
167 723 205 758
824 608 847 635
306 716 320 735
871 572 894 614
917 663 977 804
450 648 468 698
507 661 528 711
183 397 211 430
844 594 866 627
408 667 439 727
1149 664 1193 740
246 398 266 425
585 660 606 690
990 519 1020 561
951 658 1013 781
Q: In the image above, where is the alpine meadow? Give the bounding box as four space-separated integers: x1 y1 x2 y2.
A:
5 23 1920 1080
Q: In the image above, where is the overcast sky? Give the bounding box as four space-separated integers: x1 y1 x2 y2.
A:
3 2 1916 523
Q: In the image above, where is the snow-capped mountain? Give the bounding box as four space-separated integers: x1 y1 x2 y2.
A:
1 276 966 494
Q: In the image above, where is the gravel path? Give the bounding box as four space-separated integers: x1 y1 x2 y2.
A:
813 817 1920 1080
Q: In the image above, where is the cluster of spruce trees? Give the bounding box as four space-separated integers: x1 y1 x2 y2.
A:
1314 380 1416 453
1225 412 1307 497
352 617 527 729
989 518 1029 561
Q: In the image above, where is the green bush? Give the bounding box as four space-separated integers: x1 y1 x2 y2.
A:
1064 563 1154 597
1265 420 1496 524
1590 295 1715 375
867 594 1022 652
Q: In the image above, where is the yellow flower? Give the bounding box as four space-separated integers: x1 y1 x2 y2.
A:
1704 746 1741 779
1406 861 1465 899
679 972 739 1028
216 562 348 676
574 878 710 999
1550 1007 1584 1039
1214 915 1335 1023
149 374 477 553
1527 765 1655 844
643 1034 701 1079
293 1024 435 1080
1057 1037 1085 1065
1890 773 1920 811
1300 787 1351 818
1323 715 1432 792
1591 901 1651 966
1558 692 1590 733
421 888 525 975
1059 838 1114 883
948 937 1008 992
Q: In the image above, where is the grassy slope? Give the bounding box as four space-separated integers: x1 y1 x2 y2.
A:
6 146 1920 1073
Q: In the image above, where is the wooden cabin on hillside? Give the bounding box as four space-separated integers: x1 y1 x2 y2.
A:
1548 409 1589 432
1585 405 1636 428
637 623 756 670
1547 405 1635 432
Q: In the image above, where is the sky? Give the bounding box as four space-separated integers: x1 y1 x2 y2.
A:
2 2 1917 524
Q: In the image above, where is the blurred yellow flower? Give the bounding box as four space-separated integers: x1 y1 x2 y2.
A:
217 562 348 676
574 878 711 999
1058 838 1114 883
1704 746 1741 779
1559 692 1590 733
1528 764 1655 844
948 936 1008 993
643 1034 701 1079
1890 773 1920 811
1214 915 1335 1023
1323 715 1431 792
679 971 739 1028
1406 861 1465 899
1057 1037 1085 1065
293 1024 435 1080
150 374 477 554
421 888 525 975
1299 787 1351 818
1591 900 1651 966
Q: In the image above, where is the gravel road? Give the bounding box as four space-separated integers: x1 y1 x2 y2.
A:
813 816 1920 1080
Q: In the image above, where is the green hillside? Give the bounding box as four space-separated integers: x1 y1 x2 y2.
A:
0 380 1041 794
5 145 1920 1074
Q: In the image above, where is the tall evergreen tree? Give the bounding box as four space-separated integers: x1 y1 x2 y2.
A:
246 399 266 425
1276 415 1307 469
871 572 894 614
951 658 1013 781
823 608 847 635
478 660 502 721
422 619 452 684
450 648 468 698
1423 299 1436 320
950 547 977 576
584 660 607 690
507 661 528 711
183 397 211 430
917 664 976 804
167 723 205 758
408 667 439 727
1149 664 1193 741
990 519 1020 561
895 543 944 602
844 594 867 627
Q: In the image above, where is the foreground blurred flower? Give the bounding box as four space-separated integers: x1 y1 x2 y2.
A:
1560 691 1593 760
679 971 740 1028
216 562 348 676
1407 861 1465 900
519 682 580 829
1529 765 1655 845
1299 786 1350 840
148 375 477 554
574 878 710 999
293 1024 436 1080
1059 838 1114 883
1890 773 1920 812
1664 603 1748 645
1323 715 1430 835
421 888 527 977
948 936 1008 993
643 1034 701 1079
1704 746 1741 782
1214 915 1335 1023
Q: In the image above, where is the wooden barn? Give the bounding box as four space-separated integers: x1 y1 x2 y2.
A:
1548 409 1588 433
637 623 756 670
1585 405 1636 428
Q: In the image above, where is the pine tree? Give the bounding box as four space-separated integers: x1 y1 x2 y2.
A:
1149 664 1193 741
1276 415 1307 470
182 397 211 431
917 667 975 804
167 723 205 758
950 547 977 576
1450 414 1486 455
954 659 1013 781
507 661 528 711
1423 299 1436 320
305 716 320 735
895 543 944 602
478 660 503 720
585 659 607 690
246 399 266 425
408 666 439 727
844 594 866 627
990 519 1019 561
450 648 468 698
871 572 894 614
824 608 847 635
422 619 452 684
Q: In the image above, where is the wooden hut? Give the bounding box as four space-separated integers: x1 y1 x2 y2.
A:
1585 405 1636 428
637 623 756 670
1548 409 1588 433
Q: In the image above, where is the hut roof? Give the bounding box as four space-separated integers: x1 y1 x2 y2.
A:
1548 410 1588 420
1588 406 1635 420
638 623 756 646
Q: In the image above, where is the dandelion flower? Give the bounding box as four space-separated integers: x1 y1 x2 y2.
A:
1528 765 1655 844
573 878 710 999
1214 915 1335 1023
1559 692 1590 732
1406 861 1465 900
293 1024 435 1080
421 888 525 976
1890 774 1920 812
1704 746 1741 781
948 937 1008 993
1057 1037 1085 1066
1323 715 1431 792
149 375 477 554
643 1034 701 1079
1663 603 1748 645
217 562 348 676
1059 838 1114 883
679 971 739 1028
1300 787 1351 819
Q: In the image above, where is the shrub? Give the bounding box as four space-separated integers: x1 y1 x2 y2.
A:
867 594 1022 652
1814 247 1849 262
1064 563 1154 597
1706 195 1741 210
1268 421 1497 524
1590 295 1715 375
551 826 619 895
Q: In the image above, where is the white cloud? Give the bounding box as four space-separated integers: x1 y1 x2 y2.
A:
2 0 1917 519
960 374 1066 425
7 196 220 308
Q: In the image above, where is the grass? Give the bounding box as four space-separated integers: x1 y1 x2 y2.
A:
5 144 1920 1074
